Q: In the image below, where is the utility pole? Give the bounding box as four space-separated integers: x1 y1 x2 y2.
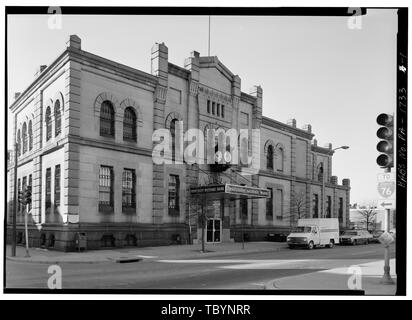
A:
11 143 18 257
24 202 30 257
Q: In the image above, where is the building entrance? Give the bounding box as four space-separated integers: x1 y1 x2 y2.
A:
206 218 221 243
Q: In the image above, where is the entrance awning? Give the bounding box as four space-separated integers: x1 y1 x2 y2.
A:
190 183 271 200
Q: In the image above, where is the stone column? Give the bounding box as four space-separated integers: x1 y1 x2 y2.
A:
151 43 168 225
63 36 82 224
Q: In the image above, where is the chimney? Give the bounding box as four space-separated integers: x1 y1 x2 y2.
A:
66 34 81 50
302 124 312 133
287 119 297 128
342 178 351 187
34 65 47 78
14 92 21 100
330 176 338 185
313 139 317 147
151 42 168 80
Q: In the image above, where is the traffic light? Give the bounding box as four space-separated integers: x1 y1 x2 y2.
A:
376 113 394 169
25 186 32 205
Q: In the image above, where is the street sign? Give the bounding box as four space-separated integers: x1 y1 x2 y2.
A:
377 199 395 209
377 181 395 198
378 231 394 246
376 172 396 200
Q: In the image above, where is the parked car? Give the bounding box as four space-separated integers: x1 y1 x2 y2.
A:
370 230 385 243
339 230 373 245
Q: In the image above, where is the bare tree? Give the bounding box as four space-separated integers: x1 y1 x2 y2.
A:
357 205 378 231
291 190 306 225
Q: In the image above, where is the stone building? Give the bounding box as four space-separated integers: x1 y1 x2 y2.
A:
7 35 350 251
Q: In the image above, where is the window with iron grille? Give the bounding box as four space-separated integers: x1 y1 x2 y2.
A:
339 197 344 222
275 189 284 219
221 105 225 118
312 193 319 218
266 188 273 219
123 107 137 141
54 100 61 136
28 174 32 211
100 101 115 137
45 107 52 141
122 169 136 210
168 175 180 216
45 168 51 210
326 195 332 218
17 130 21 157
17 178 21 211
207 100 210 113
22 122 27 154
54 165 61 207
217 103 220 116
99 166 114 210
267 145 274 170
276 147 284 172
28 121 33 151
22 176 27 210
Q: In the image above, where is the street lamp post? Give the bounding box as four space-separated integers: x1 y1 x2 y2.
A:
322 146 349 218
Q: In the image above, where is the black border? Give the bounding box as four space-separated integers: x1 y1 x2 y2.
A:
3 6 407 297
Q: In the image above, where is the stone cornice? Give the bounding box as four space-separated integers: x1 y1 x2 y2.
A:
10 47 158 111
168 62 190 79
311 145 334 155
262 116 314 140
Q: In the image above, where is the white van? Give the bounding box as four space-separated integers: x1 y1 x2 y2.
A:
286 218 340 249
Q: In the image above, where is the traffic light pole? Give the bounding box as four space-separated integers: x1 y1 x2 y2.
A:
381 168 394 285
11 143 18 257
24 204 30 258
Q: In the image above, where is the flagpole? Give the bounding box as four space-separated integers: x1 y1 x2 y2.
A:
208 16 211 56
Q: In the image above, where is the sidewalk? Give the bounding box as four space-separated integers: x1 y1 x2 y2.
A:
266 259 397 295
6 241 288 264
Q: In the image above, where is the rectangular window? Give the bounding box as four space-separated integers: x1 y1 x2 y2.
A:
212 102 215 115
217 103 220 116
45 168 51 210
28 174 32 211
221 105 225 118
122 169 136 210
22 176 27 211
17 178 21 211
266 188 273 219
99 166 114 211
207 100 210 113
54 165 61 207
326 196 332 218
312 194 319 218
275 189 283 219
240 112 249 125
339 197 344 222
168 175 180 216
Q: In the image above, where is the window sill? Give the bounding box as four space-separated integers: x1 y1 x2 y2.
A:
122 206 136 214
99 205 114 214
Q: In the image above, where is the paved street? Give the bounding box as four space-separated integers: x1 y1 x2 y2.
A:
5 243 395 291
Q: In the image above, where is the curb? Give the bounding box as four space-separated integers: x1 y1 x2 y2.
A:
6 244 289 265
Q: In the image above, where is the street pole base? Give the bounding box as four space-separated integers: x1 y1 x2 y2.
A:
380 274 395 285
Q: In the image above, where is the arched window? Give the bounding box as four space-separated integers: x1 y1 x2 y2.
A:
54 100 61 136
45 107 52 141
317 163 324 182
275 147 284 172
28 120 33 151
17 129 21 157
267 145 274 170
170 119 177 162
100 101 115 137
22 122 27 154
123 107 137 141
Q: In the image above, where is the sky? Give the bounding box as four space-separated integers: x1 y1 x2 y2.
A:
7 9 398 204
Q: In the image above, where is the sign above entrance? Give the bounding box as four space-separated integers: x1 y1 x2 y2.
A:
190 184 271 199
